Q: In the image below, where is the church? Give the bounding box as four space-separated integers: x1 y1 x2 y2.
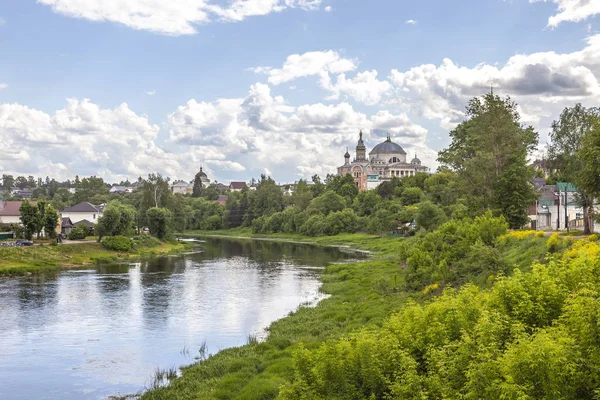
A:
337 131 429 191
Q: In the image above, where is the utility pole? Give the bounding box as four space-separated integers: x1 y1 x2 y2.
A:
557 192 560 231
565 186 569 233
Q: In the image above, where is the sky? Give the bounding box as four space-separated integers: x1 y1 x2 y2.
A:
0 0 599 184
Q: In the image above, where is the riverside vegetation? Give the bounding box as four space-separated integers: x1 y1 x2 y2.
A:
139 94 600 398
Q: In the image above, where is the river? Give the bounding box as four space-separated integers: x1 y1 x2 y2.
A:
0 237 362 400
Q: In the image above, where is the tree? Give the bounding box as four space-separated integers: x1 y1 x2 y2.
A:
142 173 170 208
73 176 109 204
19 200 39 240
2 174 14 189
43 205 59 239
548 104 600 234
252 175 283 218
192 169 205 197
292 180 313 210
438 92 538 220
96 201 136 240
577 117 600 227
34 201 47 239
15 176 28 189
308 191 346 215
146 207 172 239
401 187 424 206
416 201 447 231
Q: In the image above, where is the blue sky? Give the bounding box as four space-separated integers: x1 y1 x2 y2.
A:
0 0 599 184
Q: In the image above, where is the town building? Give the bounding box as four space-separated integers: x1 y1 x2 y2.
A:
337 131 429 191
531 181 600 231
61 202 104 224
229 182 247 191
171 180 189 195
0 201 35 224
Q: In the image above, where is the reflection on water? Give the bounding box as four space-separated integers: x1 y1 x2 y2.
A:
0 237 362 400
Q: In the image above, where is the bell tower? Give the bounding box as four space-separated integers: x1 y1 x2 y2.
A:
355 130 366 161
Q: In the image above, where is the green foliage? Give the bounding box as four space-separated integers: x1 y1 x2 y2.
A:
101 235 133 252
43 205 59 239
400 187 424 205
96 200 135 239
308 191 346 215
415 201 447 231
438 92 538 222
403 212 508 290
146 207 172 239
19 200 39 240
68 225 88 240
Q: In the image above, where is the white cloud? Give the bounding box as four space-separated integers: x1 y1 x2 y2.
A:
0 83 7 90
37 0 323 35
167 81 433 180
324 6 332 12
0 99 186 182
320 69 392 105
146 89 156 96
405 19 417 25
0 16 6 26
254 50 356 85
531 0 600 27
390 33 600 130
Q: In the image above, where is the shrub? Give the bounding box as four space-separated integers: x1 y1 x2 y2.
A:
101 235 133 252
68 225 88 240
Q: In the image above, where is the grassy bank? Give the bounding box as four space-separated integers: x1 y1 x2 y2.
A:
141 227 554 400
0 239 192 276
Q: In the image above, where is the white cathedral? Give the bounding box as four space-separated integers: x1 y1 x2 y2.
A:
337 131 429 191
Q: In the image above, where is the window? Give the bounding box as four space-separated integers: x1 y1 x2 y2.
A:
389 157 400 163
93 214 96 219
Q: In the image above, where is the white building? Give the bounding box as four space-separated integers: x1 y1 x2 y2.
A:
61 202 103 224
171 180 189 195
337 131 429 191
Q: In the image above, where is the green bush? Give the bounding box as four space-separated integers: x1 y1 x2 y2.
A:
101 235 133 252
68 225 88 240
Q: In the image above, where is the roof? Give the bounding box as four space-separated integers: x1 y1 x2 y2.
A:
213 195 228 206
197 167 208 178
532 178 546 191
62 202 101 213
538 184 558 206
0 201 37 216
557 182 577 192
172 180 188 187
74 219 95 228
369 137 406 155
229 181 247 190
110 186 128 192
61 217 74 228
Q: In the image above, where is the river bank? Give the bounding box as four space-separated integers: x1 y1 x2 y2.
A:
140 230 413 400
140 226 559 400
0 239 192 276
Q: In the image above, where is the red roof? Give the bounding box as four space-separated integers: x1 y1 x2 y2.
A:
0 201 37 217
229 181 246 190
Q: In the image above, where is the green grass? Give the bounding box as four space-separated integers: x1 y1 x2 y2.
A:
0 240 191 276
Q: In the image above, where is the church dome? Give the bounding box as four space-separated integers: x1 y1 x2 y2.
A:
411 155 421 165
197 167 208 178
369 137 406 155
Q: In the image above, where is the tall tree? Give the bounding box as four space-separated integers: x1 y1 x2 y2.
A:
142 173 170 208
577 116 600 229
43 205 59 239
192 169 205 198
19 200 39 240
2 174 15 189
438 92 538 227
548 104 600 234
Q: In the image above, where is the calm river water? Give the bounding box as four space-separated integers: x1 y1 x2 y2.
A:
0 237 361 400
